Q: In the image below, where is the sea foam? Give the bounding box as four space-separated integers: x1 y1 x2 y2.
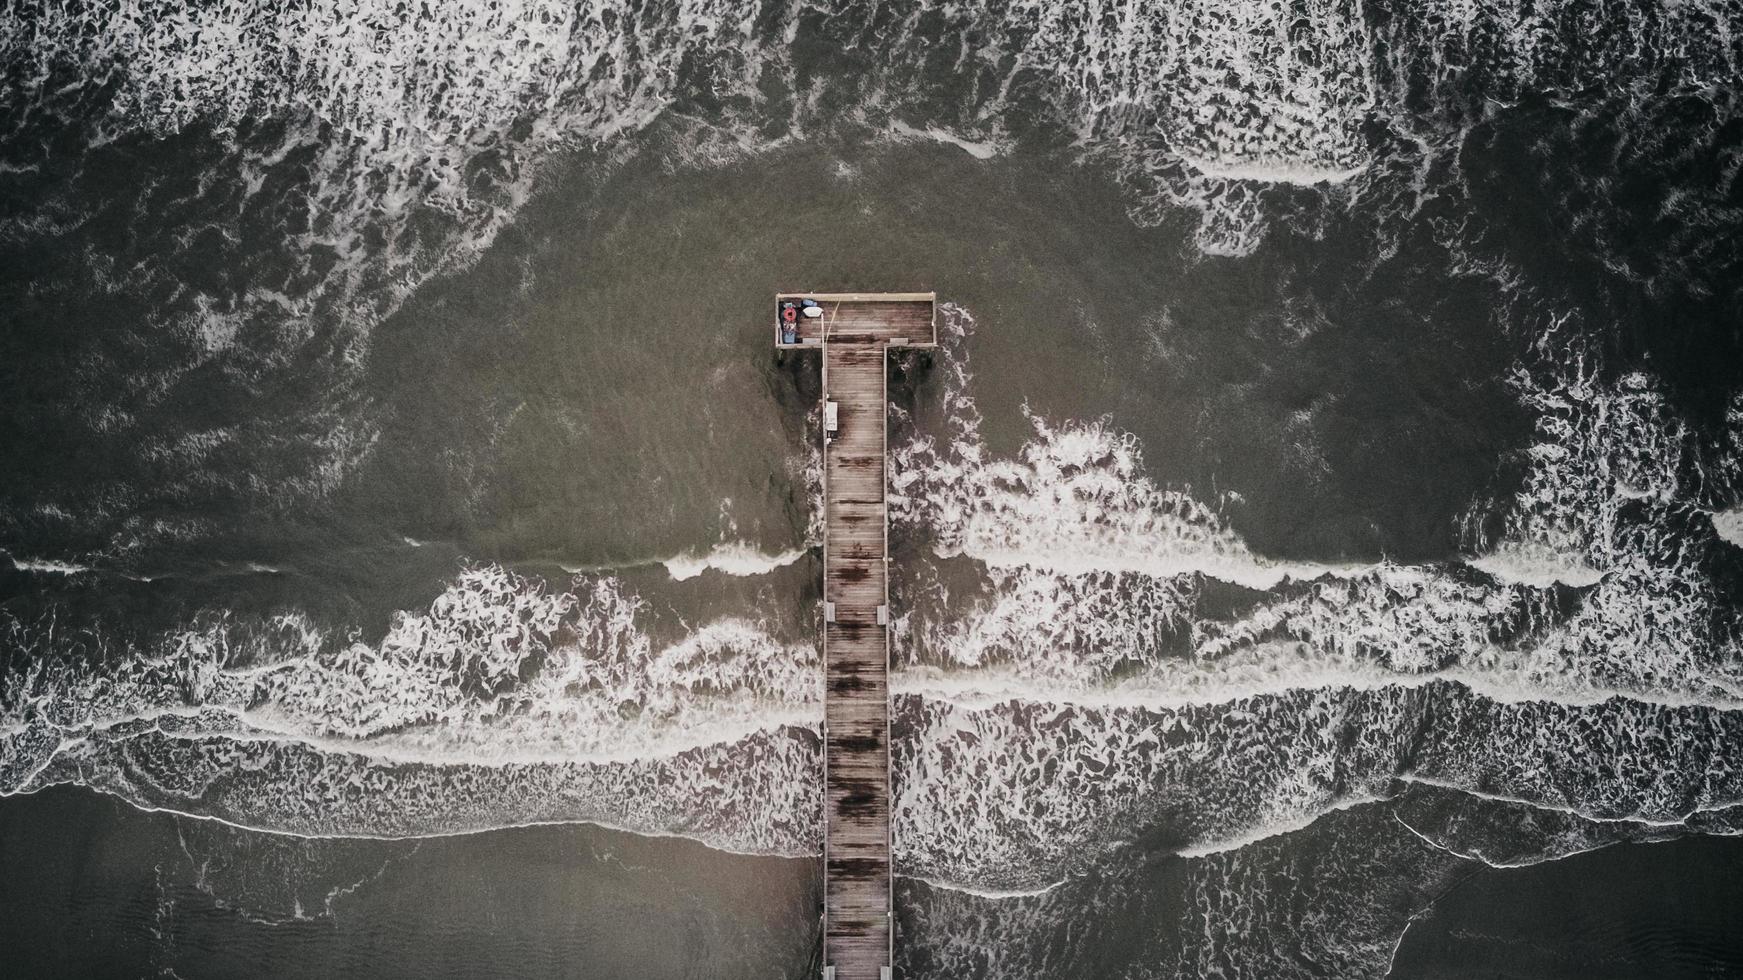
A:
0 567 823 855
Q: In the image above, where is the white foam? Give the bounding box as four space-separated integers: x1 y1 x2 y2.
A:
892 675 1743 890
1387 780 1743 872
889 121 1007 161
968 541 1369 592
1 567 824 855
890 679 1421 889
880 302 1743 894
1715 507 1743 547
662 543 807 581
894 307 1743 714
994 0 1376 174
7 555 91 575
1462 358 1687 578
1467 545 1603 588
1179 154 1367 186
1396 773 1707 829
892 307 1367 591
897 871 1070 900
1174 793 1385 858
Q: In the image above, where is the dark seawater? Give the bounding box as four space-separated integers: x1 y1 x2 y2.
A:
0 786 819 979
1392 835 1743 980
3 0 1743 977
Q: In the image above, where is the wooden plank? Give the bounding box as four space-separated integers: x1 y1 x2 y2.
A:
774 296 936 349
822 336 891 980
775 293 936 978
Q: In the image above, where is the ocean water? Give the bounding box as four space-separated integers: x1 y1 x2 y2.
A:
3 0 1743 976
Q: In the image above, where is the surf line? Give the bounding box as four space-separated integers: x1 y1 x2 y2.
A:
777 290 937 980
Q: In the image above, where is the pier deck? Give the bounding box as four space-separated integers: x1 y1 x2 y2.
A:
776 291 936 980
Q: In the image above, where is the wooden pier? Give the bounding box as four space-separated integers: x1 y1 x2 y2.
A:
776 292 936 980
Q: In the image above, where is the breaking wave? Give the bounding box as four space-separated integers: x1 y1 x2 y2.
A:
1 296 1739 972
0 566 822 855
663 542 809 582
884 302 1743 903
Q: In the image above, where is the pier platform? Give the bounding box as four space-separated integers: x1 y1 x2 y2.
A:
776 291 936 980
